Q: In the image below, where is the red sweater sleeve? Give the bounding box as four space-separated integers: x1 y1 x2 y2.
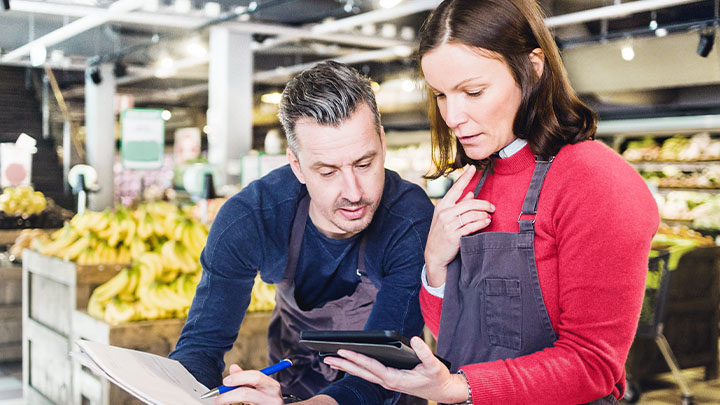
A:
457 143 659 404
419 286 443 338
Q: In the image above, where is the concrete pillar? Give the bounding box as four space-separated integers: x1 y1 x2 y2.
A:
207 27 253 187
85 63 116 210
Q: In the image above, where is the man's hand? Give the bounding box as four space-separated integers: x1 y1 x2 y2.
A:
215 364 283 405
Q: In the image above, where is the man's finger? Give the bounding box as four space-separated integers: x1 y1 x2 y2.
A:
410 337 438 367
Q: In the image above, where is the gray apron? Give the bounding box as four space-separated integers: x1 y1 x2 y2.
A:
436 157 617 405
267 194 379 400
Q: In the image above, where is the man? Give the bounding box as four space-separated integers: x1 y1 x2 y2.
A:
169 61 434 404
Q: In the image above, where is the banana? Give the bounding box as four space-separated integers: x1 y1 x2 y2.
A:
62 235 91 261
90 269 131 303
40 225 79 256
160 241 182 271
123 216 137 247
87 294 106 319
104 297 137 325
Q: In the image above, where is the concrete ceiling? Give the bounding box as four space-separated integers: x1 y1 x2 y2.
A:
0 0 717 122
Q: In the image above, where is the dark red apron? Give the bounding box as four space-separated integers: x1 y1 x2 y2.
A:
436 157 617 404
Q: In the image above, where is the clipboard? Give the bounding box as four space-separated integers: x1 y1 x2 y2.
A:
299 330 451 370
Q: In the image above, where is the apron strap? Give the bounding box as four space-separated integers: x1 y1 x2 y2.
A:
518 156 554 233
471 165 492 198
282 192 310 285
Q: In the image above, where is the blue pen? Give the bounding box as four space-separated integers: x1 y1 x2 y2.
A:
199 359 293 399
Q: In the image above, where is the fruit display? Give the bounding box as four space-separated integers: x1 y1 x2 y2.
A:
0 186 72 229
0 186 46 216
623 133 720 162
654 191 720 230
248 275 276 312
8 228 50 260
640 165 720 189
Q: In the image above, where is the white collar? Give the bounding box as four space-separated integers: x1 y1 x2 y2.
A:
497 138 527 159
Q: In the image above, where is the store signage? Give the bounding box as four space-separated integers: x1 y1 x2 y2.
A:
121 108 165 169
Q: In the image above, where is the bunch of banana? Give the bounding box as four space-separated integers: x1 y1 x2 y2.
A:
161 240 198 273
175 219 208 260
87 266 139 320
34 224 78 256
97 208 136 247
247 275 276 312
69 210 112 235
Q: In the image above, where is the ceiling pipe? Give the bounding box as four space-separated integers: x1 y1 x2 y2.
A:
1 0 144 62
545 0 703 28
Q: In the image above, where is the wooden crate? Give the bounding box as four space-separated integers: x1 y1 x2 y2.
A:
72 310 272 405
0 264 22 362
22 250 125 404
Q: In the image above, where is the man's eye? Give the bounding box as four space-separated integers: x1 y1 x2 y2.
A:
320 171 336 177
357 163 371 169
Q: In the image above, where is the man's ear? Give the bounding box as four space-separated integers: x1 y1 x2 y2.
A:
529 48 545 79
287 148 306 184
380 126 387 156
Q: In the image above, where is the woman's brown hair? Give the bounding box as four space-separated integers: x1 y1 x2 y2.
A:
419 0 597 177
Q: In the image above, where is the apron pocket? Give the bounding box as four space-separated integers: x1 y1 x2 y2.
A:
484 278 522 350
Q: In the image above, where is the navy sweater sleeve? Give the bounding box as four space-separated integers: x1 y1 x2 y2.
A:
318 171 434 404
169 167 300 389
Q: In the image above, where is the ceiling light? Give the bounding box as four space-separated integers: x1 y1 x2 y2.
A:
160 56 174 69
203 2 221 17
655 28 668 37
402 79 415 93
379 0 402 9
621 43 635 61
248 1 257 12
697 27 716 58
344 0 354 13
175 0 191 14
649 10 658 30
161 110 172 121
30 45 46 67
260 92 282 105
186 39 207 58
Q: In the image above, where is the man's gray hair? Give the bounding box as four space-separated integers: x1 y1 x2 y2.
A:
278 60 381 155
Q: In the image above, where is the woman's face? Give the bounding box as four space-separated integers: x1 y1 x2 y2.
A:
421 42 523 161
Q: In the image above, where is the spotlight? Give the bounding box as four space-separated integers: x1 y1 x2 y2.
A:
621 44 635 61
88 67 102 85
3 0 9 10
697 28 715 58
113 62 127 78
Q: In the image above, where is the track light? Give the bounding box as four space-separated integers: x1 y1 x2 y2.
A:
113 62 127 78
88 66 102 85
3 0 10 11
697 27 715 58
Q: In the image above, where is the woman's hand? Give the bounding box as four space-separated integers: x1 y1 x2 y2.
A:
425 165 495 286
322 337 469 404
215 364 283 405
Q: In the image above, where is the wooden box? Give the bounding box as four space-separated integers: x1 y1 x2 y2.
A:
22 250 125 404
72 310 272 405
0 264 22 362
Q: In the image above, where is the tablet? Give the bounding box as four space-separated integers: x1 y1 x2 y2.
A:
299 330 450 370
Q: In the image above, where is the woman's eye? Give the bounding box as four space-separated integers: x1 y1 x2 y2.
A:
433 93 445 99
467 90 483 97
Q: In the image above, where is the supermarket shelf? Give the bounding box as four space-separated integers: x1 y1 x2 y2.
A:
656 187 720 195
631 161 720 172
597 114 720 137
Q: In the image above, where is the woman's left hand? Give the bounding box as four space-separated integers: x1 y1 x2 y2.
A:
322 337 469 404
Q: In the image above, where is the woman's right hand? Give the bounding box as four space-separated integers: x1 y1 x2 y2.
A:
425 166 495 287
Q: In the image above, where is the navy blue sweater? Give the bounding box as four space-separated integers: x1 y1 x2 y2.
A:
170 165 433 404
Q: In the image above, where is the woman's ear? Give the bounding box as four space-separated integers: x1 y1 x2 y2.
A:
529 48 545 79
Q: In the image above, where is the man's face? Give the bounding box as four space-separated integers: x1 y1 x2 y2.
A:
287 102 386 239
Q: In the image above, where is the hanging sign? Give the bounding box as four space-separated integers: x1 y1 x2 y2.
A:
121 108 165 169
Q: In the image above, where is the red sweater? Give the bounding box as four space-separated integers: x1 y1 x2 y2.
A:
420 141 659 404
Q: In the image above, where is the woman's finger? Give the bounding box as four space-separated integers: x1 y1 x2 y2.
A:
439 166 476 205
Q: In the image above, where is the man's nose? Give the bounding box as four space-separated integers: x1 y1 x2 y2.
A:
341 170 363 202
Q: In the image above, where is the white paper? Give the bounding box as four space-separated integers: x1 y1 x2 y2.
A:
74 340 214 405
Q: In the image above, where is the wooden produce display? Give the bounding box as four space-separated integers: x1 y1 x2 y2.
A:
626 246 720 381
22 250 124 405
72 310 272 405
0 263 22 362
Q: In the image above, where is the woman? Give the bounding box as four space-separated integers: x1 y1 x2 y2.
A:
323 0 659 403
